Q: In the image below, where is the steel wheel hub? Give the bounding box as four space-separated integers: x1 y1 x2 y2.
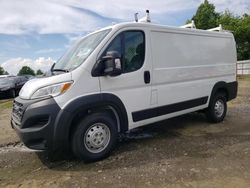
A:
84 123 110 153
214 99 224 117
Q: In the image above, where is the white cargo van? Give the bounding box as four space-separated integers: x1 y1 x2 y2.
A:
11 16 237 161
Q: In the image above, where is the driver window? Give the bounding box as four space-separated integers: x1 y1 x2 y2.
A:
123 31 145 73
103 35 122 58
102 30 145 73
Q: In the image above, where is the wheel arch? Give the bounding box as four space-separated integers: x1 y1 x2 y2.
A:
209 81 230 104
53 93 128 151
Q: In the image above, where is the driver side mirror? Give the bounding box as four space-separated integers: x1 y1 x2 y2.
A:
103 51 122 76
92 51 122 77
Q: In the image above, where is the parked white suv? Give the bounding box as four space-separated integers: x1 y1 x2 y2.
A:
11 20 237 162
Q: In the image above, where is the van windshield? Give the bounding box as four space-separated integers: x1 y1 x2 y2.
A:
54 29 111 71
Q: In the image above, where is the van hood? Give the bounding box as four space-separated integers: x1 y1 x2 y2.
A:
19 72 72 100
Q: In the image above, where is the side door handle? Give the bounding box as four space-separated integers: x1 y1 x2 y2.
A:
144 71 150 84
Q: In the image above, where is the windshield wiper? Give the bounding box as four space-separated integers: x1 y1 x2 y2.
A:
51 69 69 73
50 63 69 73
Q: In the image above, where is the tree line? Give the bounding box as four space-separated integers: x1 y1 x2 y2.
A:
0 66 44 76
187 0 250 60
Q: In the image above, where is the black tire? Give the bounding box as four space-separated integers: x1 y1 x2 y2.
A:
206 93 227 123
71 112 118 162
8 89 16 98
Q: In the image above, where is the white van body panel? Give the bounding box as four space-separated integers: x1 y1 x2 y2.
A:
54 67 100 109
94 23 236 130
98 27 153 129
150 29 236 124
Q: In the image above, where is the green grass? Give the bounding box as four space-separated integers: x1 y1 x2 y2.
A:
0 100 13 110
237 75 250 81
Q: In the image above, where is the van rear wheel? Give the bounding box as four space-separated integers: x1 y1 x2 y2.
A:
206 93 227 123
71 112 118 162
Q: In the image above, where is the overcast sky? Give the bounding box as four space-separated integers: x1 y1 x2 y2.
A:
0 0 249 75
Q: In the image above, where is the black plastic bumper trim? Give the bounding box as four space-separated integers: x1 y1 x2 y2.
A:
227 81 238 101
11 97 60 150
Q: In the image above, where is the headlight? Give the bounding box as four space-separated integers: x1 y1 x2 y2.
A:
31 81 73 99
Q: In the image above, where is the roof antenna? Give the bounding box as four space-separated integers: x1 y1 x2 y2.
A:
138 10 151 23
146 10 151 22
134 13 138 22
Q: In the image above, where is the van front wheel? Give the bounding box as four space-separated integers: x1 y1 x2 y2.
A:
206 93 227 123
71 112 118 162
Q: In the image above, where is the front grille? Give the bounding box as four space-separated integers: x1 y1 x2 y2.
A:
12 100 24 125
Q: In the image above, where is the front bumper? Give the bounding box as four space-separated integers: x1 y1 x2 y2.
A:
11 97 61 150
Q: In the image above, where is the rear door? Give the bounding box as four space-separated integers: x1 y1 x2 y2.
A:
99 29 153 129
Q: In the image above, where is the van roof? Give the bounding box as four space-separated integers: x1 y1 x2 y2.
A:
99 22 233 38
